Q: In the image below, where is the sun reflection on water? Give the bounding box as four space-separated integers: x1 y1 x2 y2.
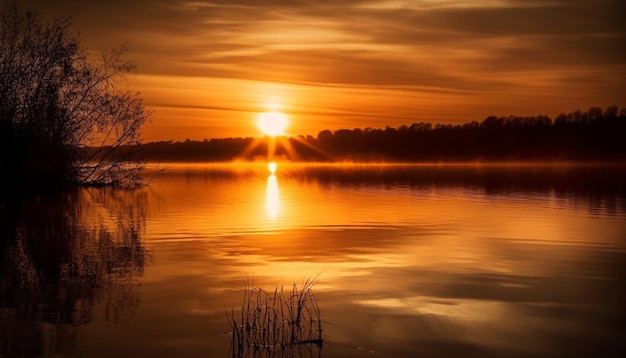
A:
268 161 277 174
265 164 280 220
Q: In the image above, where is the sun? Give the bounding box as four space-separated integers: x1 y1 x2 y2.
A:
257 111 289 136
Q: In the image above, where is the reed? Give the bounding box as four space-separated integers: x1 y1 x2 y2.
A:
227 278 323 358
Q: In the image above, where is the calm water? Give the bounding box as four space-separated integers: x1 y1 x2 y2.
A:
1 163 625 358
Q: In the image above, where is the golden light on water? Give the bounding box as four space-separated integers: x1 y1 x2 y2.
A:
265 172 280 220
268 162 277 174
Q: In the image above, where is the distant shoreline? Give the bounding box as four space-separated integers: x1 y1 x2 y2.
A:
131 107 626 163
142 160 626 166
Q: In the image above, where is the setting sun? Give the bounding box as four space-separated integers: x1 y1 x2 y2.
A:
257 111 289 136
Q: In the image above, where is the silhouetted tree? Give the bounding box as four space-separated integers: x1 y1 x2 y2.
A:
604 105 618 119
0 2 149 190
130 106 625 162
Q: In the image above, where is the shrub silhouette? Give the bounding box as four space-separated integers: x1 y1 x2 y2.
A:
0 2 149 191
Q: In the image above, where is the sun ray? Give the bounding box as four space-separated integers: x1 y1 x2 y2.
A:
276 137 301 161
288 135 335 161
237 108 333 162
238 137 265 160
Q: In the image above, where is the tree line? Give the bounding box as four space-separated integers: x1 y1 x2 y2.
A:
137 106 626 162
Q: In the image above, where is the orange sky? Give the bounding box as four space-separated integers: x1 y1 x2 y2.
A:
22 0 626 141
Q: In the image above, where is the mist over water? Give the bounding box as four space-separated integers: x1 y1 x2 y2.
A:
1 164 625 357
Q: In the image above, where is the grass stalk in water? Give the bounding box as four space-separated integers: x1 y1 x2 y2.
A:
227 278 323 357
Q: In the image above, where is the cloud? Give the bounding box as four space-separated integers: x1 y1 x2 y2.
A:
29 0 624 85
21 0 626 138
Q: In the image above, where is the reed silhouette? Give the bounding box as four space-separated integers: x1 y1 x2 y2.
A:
227 278 323 358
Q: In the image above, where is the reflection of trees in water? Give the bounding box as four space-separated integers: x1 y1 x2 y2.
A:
0 189 148 358
284 165 626 215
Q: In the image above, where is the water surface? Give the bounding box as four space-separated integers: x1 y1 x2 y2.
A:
1 163 625 357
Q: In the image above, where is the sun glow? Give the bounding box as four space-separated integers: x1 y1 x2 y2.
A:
268 162 277 174
257 111 289 136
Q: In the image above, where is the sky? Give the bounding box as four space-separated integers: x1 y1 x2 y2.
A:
19 0 626 141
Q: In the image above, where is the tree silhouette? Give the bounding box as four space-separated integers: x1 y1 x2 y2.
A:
0 2 149 190
132 106 625 163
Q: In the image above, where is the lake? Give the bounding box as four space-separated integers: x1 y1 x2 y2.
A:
1 163 625 358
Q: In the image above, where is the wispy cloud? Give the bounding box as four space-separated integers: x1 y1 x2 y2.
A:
22 0 626 139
